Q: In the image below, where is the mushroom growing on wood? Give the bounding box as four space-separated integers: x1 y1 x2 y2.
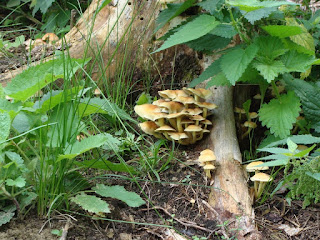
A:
250 172 272 199
198 149 216 178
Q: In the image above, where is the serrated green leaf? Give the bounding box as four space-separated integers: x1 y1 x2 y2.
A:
5 176 26 188
259 91 301 138
244 7 278 24
281 38 314 56
197 0 224 14
154 15 220 53
206 72 231 87
209 24 237 38
255 36 288 60
58 133 114 161
228 0 297 12
186 34 231 53
286 18 315 54
281 50 315 72
0 112 10 142
155 0 196 33
93 184 145 207
70 193 110 214
253 60 287 82
74 159 136 173
32 0 55 15
189 58 222 87
5 58 90 102
0 211 15 227
262 25 303 38
221 44 258 85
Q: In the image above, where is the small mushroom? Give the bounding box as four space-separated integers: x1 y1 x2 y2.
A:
234 107 246 121
194 102 217 118
168 132 189 145
42 33 59 44
246 161 269 173
200 119 212 129
242 121 257 138
139 121 163 139
183 88 212 101
189 115 205 126
167 112 188 132
250 172 272 199
155 125 176 140
248 112 258 121
184 125 203 144
203 164 216 178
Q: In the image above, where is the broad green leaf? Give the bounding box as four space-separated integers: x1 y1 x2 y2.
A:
253 60 286 82
186 34 231 53
5 176 26 188
74 159 136 173
70 193 110 214
281 38 314 56
209 24 237 38
34 87 82 113
286 18 315 54
0 99 23 119
258 147 291 154
281 50 315 72
255 36 288 60
155 0 196 33
5 58 90 101
264 134 320 148
253 159 289 167
78 98 135 123
244 7 278 24
154 15 220 53
221 44 258 85
0 112 11 142
262 25 303 38
93 184 145 207
259 91 301 138
0 210 15 227
206 72 231 87
197 0 224 14
189 58 222 87
58 133 112 161
306 172 320 181
32 0 55 15
228 0 297 12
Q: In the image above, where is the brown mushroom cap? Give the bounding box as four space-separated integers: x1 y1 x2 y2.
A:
158 90 189 99
184 125 203 132
153 99 167 106
158 101 184 113
250 172 272 182
203 164 216 170
168 132 188 141
183 108 203 116
234 107 246 114
155 125 176 132
173 96 195 105
200 149 214 155
249 112 258 119
33 38 45 47
42 33 59 43
134 104 166 121
195 102 218 110
246 161 269 172
183 87 212 99
244 121 257 129
139 121 158 135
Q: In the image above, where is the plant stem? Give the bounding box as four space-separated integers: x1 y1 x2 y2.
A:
271 80 281 100
228 7 250 44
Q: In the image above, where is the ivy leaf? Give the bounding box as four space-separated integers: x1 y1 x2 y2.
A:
228 0 297 12
255 36 288 60
286 18 315 54
5 58 90 102
70 193 110 214
209 24 237 38
93 184 145 207
197 0 224 14
243 7 278 24
262 25 303 38
189 58 222 87
186 34 231 53
221 44 258 85
154 15 220 53
253 60 287 82
281 50 316 72
155 0 196 33
259 91 301 138
32 0 55 15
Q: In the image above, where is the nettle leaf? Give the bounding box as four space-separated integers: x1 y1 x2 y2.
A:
0 112 11 142
221 44 258 85
5 58 90 102
255 36 288 60
0 210 15 227
197 0 224 14
70 193 110 214
228 0 297 12
189 58 222 87
262 25 303 38
58 133 114 161
286 18 315 54
209 24 237 38
155 0 196 33
253 60 287 82
281 50 316 72
186 34 231 53
259 91 301 138
93 184 145 207
243 7 278 24
207 72 231 87
282 39 314 56
283 75 320 131
154 15 220 53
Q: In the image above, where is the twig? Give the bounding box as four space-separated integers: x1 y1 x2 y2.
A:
201 200 230 240
140 206 214 233
59 219 71 240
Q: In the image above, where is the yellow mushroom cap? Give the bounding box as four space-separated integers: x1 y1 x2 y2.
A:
158 90 189 99
203 164 216 170
184 125 203 132
42 33 59 42
250 172 272 182
246 161 269 172
139 121 158 135
234 107 246 114
155 125 176 132
168 132 188 141
158 101 184 113
200 149 214 155
195 101 218 110
134 104 166 121
244 121 257 129
189 115 205 122
173 96 195 105
183 87 212 99
183 108 203 116
249 112 258 119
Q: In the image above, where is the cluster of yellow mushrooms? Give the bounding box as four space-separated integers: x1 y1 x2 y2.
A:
135 88 217 145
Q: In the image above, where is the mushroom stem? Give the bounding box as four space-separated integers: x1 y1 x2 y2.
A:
253 181 259 198
177 117 183 133
256 182 267 199
204 169 211 178
202 108 208 118
191 132 197 144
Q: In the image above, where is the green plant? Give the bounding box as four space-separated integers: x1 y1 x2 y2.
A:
153 0 320 139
